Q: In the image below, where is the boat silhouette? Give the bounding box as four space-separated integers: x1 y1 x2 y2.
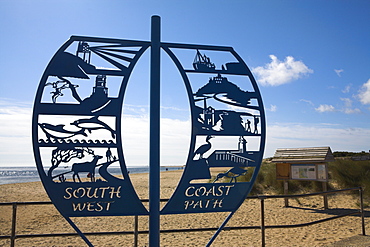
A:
193 50 216 71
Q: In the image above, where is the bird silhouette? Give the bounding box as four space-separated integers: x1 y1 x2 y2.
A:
213 167 247 183
193 135 213 159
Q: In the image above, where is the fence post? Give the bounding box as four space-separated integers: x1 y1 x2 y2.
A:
322 182 328 210
134 215 139 247
11 203 17 247
284 181 289 207
360 187 366 236
260 197 266 247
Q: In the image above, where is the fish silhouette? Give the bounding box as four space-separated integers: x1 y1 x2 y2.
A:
38 123 87 140
71 116 116 139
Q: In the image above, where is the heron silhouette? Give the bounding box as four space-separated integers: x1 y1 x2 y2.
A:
194 135 213 159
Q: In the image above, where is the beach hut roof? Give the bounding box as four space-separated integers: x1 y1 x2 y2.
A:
271 147 335 163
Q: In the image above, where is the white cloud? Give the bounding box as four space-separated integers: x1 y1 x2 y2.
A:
314 99 360 114
342 108 361 114
1 101 369 166
265 123 370 157
0 102 33 166
300 99 314 106
342 84 351 93
252 55 313 86
122 116 192 166
340 98 351 107
315 104 335 113
122 104 148 115
0 102 192 167
340 98 361 114
358 79 370 105
268 105 277 112
334 69 344 77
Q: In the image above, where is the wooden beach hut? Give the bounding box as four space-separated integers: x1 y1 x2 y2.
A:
271 147 335 208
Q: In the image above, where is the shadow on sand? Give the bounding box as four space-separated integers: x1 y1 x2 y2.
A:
286 205 370 218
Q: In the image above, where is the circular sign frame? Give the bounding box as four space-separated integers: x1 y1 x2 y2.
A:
32 17 265 246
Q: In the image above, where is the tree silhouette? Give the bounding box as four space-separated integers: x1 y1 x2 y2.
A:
47 147 85 178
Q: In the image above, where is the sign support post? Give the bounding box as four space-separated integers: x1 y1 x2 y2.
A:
284 180 289 207
149 15 161 247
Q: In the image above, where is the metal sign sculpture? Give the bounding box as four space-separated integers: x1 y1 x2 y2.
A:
32 16 265 246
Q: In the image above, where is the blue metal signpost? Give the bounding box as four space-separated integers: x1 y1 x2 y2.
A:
149 15 161 247
33 16 265 246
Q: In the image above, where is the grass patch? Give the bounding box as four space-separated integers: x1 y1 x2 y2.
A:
238 159 369 200
329 159 370 198
209 158 370 203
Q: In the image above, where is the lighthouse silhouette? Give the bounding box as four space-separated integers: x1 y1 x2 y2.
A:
81 75 109 110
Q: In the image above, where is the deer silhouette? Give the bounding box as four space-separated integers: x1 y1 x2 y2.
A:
72 154 103 182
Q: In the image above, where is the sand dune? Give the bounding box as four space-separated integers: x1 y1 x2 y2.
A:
0 170 368 246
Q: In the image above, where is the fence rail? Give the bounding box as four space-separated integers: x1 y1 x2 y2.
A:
0 187 366 247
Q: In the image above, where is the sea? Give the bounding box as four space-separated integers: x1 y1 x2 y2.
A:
0 166 183 185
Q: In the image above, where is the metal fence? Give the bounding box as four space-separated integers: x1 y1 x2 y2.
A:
0 187 366 247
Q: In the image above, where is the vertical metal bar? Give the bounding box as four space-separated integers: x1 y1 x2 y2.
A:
149 15 161 247
360 187 366 236
260 198 266 247
11 203 17 247
134 215 139 247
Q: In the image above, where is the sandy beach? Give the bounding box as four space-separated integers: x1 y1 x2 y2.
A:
0 170 369 247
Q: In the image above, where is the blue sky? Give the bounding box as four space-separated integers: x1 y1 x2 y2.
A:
0 0 369 166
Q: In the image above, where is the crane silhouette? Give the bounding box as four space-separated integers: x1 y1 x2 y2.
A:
193 135 213 159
